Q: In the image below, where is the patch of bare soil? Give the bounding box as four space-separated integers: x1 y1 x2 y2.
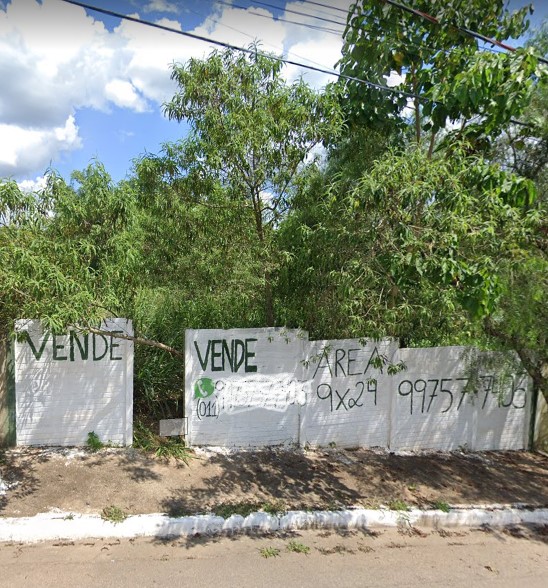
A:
0 447 547 517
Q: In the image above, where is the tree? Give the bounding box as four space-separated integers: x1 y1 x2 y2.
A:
277 3 548 401
278 144 548 398
139 46 342 326
492 22 548 190
338 0 538 153
0 164 137 334
481 23 548 400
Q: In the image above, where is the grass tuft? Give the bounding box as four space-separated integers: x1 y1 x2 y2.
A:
432 500 450 512
101 505 127 524
259 546 280 558
287 540 310 554
86 431 104 452
133 421 192 463
387 499 410 511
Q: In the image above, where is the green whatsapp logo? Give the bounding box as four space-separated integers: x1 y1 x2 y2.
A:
194 377 215 399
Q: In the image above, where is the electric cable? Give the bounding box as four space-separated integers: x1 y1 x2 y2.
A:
57 0 536 128
59 0 426 102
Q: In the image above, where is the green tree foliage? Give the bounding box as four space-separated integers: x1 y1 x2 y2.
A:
0 164 137 334
1 11 546 415
139 46 342 326
493 23 548 190
278 148 536 337
338 0 538 149
279 3 547 401
279 144 546 399
481 24 548 398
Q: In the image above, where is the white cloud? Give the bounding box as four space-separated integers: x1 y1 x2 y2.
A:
144 1 178 14
0 115 82 177
105 79 148 112
1 0 355 180
17 174 47 193
155 17 182 31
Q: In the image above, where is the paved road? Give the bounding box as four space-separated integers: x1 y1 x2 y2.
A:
1 525 547 587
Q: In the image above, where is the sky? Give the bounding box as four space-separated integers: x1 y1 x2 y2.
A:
1 0 546 190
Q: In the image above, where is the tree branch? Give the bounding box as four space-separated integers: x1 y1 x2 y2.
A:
73 324 185 359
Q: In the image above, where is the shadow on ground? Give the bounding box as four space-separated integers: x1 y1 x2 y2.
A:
0 448 49 513
1 447 547 518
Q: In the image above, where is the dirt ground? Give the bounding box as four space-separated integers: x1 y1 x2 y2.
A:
2 526 548 588
1 446 547 518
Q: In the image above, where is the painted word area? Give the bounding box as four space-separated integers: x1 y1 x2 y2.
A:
312 346 384 412
22 330 123 362
312 346 384 378
194 338 257 373
193 377 304 418
398 374 527 415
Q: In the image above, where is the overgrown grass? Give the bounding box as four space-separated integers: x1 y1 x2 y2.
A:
101 505 127 524
213 500 286 518
133 420 193 463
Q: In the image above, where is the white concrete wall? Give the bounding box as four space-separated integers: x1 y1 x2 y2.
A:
390 347 530 452
535 392 548 452
185 328 307 447
15 319 133 446
185 331 532 452
300 339 398 448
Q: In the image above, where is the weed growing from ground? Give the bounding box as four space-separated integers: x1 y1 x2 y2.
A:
259 546 280 558
213 502 260 518
387 499 410 511
86 431 104 452
287 540 310 554
101 505 127 524
133 421 192 463
261 500 286 516
432 500 450 512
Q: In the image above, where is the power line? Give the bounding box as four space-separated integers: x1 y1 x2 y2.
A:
59 0 425 102
58 0 535 129
297 0 547 63
213 0 344 36
229 0 510 57
226 0 348 28
215 0 504 60
373 0 548 64
187 2 341 75
288 0 348 16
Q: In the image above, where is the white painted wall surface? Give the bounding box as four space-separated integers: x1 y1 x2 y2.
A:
300 339 398 448
15 319 133 446
389 347 530 452
185 328 307 447
185 331 531 452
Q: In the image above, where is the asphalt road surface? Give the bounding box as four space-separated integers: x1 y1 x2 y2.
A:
1 525 547 587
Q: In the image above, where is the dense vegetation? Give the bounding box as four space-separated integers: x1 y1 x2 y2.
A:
1 1 546 421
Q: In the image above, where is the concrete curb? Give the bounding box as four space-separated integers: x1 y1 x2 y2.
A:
1 506 547 543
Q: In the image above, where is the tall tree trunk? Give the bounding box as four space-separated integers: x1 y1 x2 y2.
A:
264 272 275 327
251 188 275 327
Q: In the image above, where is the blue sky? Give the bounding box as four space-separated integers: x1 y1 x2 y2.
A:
1 0 546 190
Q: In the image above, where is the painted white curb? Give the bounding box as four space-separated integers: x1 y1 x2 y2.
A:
1 507 547 543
